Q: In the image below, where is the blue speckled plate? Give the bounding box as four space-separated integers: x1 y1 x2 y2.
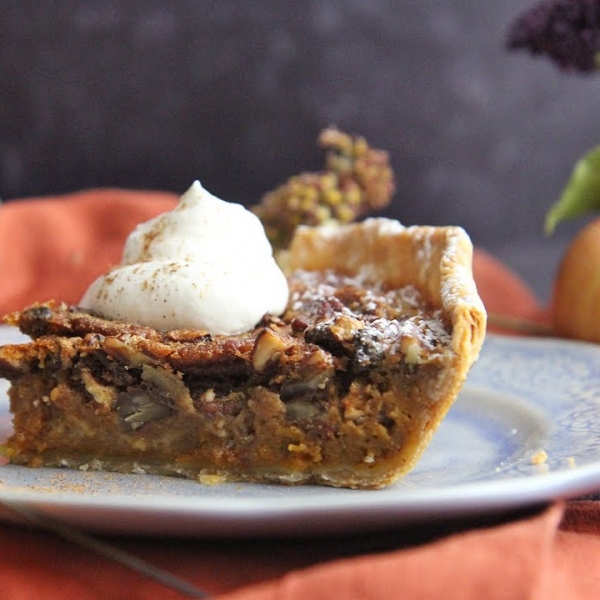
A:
1 326 600 537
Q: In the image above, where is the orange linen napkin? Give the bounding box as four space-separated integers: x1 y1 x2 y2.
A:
0 189 179 315
1 189 597 600
1 502 600 599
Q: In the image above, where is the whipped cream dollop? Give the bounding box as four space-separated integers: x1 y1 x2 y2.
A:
80 181 289 334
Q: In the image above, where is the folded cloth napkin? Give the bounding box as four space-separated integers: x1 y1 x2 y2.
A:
0 189 596 600
1 501 600 599
0 189 178 315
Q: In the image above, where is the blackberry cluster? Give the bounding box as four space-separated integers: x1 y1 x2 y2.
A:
506 0 600 72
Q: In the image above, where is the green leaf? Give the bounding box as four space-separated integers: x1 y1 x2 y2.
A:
545 145 600 235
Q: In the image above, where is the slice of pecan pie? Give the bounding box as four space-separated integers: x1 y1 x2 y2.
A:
0 219 486 489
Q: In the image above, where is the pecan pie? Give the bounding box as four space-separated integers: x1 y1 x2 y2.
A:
0 219 486 489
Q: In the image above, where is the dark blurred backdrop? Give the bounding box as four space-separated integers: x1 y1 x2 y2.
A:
2 1 599 301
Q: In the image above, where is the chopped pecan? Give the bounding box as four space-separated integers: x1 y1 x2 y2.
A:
251 328 289 372
116 390 172 430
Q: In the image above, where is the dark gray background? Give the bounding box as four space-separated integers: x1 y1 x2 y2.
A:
2 1 599 303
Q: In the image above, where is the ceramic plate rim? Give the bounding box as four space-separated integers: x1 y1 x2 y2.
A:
1 328 600 536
